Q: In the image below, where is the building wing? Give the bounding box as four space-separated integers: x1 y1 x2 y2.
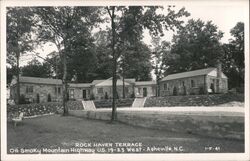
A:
161 68 217 81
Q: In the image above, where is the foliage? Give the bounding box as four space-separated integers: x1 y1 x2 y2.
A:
120 42 152 81
36 94 40 103
7 7 36 104
21 58 53 78
221 22 244 89
34 6 102 115
19 94 27 104
117 6 190 81
163 19 224 75
151 36 171 96
199 86 205 95
173 87 177 96
90 93 95 100
47 94 51 102
93 30 113 79
105 92 109 100
7 66 17 85
130 93 135 98
7 7 35 67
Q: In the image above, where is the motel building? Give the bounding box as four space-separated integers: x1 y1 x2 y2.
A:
10 66 228 104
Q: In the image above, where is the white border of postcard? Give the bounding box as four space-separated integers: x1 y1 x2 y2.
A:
1 0 249 161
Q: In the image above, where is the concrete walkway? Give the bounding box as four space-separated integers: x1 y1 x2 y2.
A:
93 106 244 116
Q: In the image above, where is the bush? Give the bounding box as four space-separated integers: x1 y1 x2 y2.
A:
130 93 135 98
236 87 244 93
173 87 177 96
105 92 109 99
199 86 205 95
19 94 27 104
66 93 69 101
183 86 187 95
90 93 95 100
47 94 51 102
36 94 40 103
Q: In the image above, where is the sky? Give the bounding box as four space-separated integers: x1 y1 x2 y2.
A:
19 3 247 67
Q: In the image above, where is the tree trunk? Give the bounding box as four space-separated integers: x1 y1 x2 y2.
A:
122 69 125 99
16 53 20 104
110 7 117 121
62 51 68 116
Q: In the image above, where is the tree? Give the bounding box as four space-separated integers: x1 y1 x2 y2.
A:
7 7 35 104
221 22 244 89
118 6 189 97
151 36 171 96
106 6 190 121
106 6 118 121
35 7 102 115
93 30 113 79
66 32 98 83
7 66 17 86
21 58 53 78
163 19 224 75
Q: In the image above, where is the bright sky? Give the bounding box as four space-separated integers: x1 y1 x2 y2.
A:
19 2 247 67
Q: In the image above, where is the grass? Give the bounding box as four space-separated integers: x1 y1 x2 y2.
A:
7 114 244 154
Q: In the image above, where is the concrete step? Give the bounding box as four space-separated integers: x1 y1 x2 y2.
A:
132 98 146 108
82 100 96 110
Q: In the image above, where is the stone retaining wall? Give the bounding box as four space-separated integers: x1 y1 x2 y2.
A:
7 101 83 118
94 98 134 108
69 110 244 140
144 93 244 107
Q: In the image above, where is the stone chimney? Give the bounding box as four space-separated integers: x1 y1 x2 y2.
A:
216 60 222 78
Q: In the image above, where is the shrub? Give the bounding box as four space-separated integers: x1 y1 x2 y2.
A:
47 94 51 102
36 94 40 103
130 93 135 98
66 93 69 101
90 93 95 100
236 87 244 93
173 87 177 96
199 86 205 95
105 92 109 99
183 86 187 95
19 94 27 104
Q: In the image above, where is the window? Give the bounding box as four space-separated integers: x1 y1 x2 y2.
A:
191 80 195 87
26 86 33 93
54 87 61 94
164 83 167 90
97 88 103 94
182 81 185 86
138 87 141 94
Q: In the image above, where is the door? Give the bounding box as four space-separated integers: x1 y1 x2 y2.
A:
143 87 147 97
82 90 86 99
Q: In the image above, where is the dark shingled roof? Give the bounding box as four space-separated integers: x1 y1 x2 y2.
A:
19 76 62 85
68 83 92 88
161 68 216 81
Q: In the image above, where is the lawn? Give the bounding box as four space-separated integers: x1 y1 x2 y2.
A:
7 114 244 154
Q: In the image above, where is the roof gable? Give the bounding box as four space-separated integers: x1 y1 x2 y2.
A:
207 70 228 78
95 78 132 87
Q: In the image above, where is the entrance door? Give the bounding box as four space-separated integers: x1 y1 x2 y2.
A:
82 90 86 99
143 87 147 97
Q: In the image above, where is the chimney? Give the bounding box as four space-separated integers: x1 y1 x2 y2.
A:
216 60 222 78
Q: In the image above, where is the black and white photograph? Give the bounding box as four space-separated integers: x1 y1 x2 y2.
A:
1 0 249 161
